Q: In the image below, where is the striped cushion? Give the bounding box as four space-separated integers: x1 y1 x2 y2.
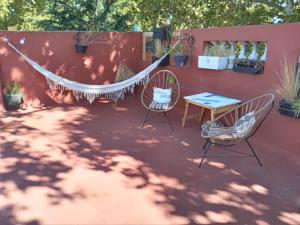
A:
149 101 171 110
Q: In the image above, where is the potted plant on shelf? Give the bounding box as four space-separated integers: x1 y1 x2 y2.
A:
275 58 300 119
3 81 23 110
233 59 264 74
73 31 109 54
198 42 229 70
152 39 169 67
171 43 188 67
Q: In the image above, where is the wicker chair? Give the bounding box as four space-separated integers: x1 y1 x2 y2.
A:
199 93 275 167
141 70 180 130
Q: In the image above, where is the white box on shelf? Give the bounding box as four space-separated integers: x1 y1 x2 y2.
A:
198 56 228 70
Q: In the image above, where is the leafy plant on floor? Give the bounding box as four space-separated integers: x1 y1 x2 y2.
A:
275 57 300 118
275 58 300 102
4 81 22 95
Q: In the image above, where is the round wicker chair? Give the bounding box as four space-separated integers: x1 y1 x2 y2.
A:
199 93 275 167
141 70 180 130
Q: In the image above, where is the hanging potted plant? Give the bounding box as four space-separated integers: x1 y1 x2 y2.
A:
171 43 188 67
233 59 264 74
152 39 169 67
275 58 300 119
198 42 229 70
73 31 109 54
152 25 167 40
3 81 23 110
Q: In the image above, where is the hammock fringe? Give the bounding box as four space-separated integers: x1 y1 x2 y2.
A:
5 39 179 104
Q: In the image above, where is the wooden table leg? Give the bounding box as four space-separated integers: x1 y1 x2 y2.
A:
210 109 216 121
198 107 205 123
182 102 190 127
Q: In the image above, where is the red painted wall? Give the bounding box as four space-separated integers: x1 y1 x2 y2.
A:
153 23 300 154
0 31 142 106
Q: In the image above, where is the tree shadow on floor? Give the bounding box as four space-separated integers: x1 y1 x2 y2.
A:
1 98 299 225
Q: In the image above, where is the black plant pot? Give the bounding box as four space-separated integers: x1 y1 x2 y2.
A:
278 99 300 119
4 93 23 110
75 43 88 53
152 55 170 67
233 64 262 74
174 55 188 67
153 27 166 40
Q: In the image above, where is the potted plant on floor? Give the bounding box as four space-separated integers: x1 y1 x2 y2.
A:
198 42 229 70
275 58 300 119
3 81 23 110
171 43 188 67
233 59 264 74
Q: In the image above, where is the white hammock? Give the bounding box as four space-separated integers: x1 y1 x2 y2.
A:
5 39 178 103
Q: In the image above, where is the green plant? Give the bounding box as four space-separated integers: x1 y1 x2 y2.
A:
234 59 264 69
4 81 22 95
73 31 110 46
275 58 300 102
207 42 229 57
171 42 186 56
167 75 176 84
292 98 300 115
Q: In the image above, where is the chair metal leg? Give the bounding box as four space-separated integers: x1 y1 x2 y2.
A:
164 112 174 131
246 139 263 167
141 110 151 128
199 142 212 168
202 139 209 149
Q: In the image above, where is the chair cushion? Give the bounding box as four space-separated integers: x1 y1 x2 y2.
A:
149 101 170 110
201 121 229 136
233 111 256 138
153 87 172 104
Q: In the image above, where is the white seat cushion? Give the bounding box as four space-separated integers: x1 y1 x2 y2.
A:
233 112 256 138
153 87 172 104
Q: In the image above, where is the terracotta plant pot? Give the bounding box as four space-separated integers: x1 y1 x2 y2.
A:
3 93 23 110
75 43 88 53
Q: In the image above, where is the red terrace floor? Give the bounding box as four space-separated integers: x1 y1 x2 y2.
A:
0 97 299 225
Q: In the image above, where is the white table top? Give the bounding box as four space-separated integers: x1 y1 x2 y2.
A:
184 92 241 108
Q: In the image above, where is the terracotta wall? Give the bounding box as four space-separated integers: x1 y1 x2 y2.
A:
0 31 142 106
153 23 300 154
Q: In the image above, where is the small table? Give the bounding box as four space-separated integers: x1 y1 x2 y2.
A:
182 92 241 127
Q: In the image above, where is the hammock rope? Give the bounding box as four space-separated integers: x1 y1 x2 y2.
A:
4 39 179 103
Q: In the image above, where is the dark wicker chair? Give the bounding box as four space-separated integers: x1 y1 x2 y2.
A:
199 93 275 167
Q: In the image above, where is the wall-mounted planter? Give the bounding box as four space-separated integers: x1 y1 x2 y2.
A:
278 99 300 119
3 93 23 110
198 56 228 70
174 55 188 67
233 60 264 74
233 65 262 74
75 44 88 53
152 55 170 67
